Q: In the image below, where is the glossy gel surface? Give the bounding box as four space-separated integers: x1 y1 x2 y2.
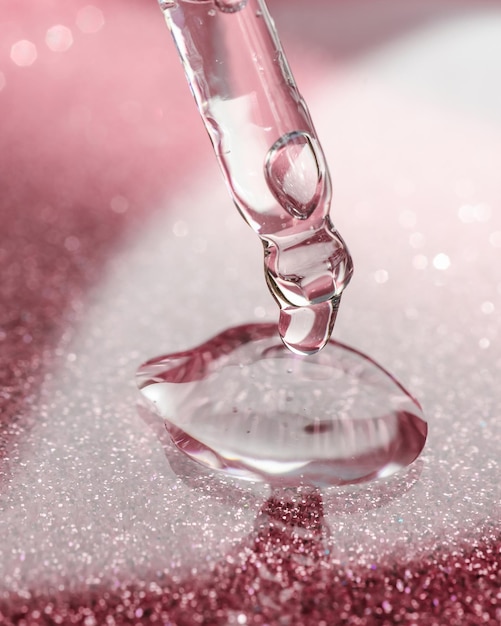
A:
137 324 427 485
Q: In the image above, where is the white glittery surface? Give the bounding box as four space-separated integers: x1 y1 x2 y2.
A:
1 1 500 607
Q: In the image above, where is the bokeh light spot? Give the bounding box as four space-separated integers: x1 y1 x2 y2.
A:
110 196 129 214
10 40 38 67
46 25 74 52
433 253 451 271
458 203 491 224
374 269 389 284
398 209 417 229
76 5 105 34
413 255 428 270
489 231 501 248
409 232 425 248
480 301 494 315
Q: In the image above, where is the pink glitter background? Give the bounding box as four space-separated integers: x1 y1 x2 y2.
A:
0 1 500 624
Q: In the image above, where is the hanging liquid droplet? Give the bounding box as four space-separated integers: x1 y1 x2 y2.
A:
215 0 248 12
137 324 427 486
263 216 353 354
278 299 339 355
262 131 352 354
265 131 324 220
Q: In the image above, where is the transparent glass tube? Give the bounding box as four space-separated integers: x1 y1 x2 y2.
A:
159 0 353 353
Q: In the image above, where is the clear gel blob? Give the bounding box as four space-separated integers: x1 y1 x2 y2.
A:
137 324 427 486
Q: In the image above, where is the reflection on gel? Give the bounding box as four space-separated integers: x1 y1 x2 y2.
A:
137 324 427 486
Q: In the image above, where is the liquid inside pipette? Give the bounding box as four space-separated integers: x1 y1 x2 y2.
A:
159 0 353 354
